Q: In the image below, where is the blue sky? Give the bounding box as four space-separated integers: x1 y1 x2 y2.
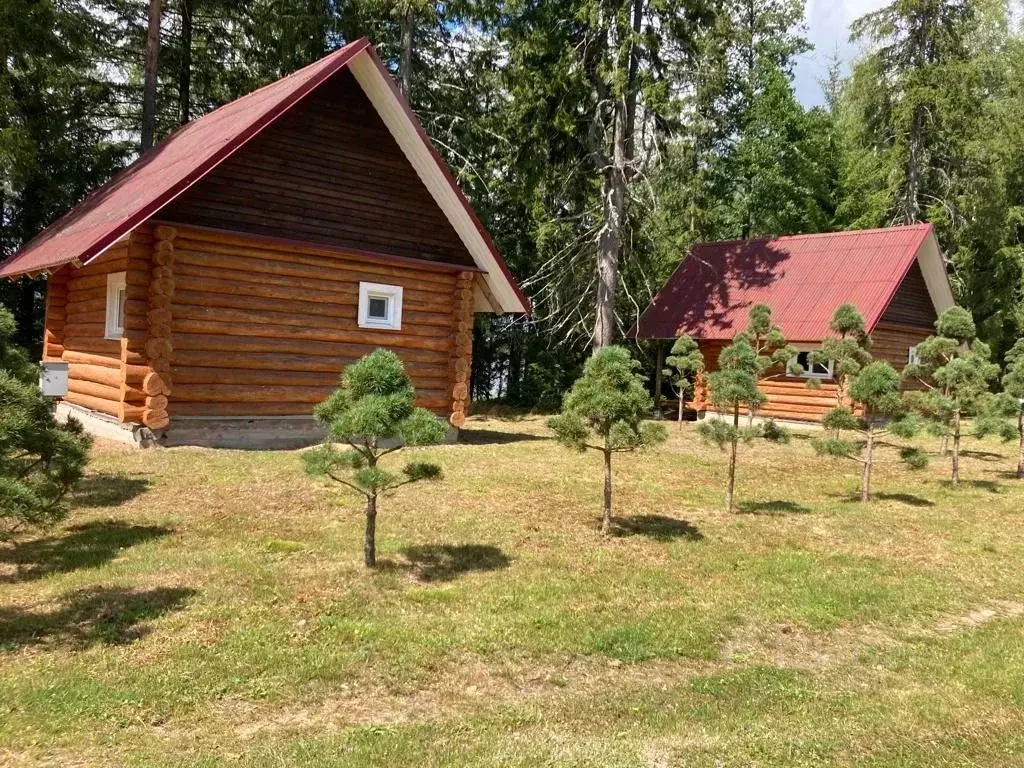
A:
792 0 888 107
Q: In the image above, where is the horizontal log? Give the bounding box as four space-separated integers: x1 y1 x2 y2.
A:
68 363 121 388
171 384 334 404
172 236 459 289
44 346 65 360
61 337 127 357
168 397 449 417
172 318 452 354
63 391 119 418
171 284 453 323
171 303 450 340
143 409 170 430
119 404 146 423
142 371 171 396
170 402 319 417
169 365 449 393
145 394 169 412
169 350 448 378
174 250 454 297
172 268 453 314
62 350 122 368
68 379 125 403
170 332 445 364
172 222 473 272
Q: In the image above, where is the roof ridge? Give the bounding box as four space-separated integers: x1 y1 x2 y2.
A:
689 223 933 251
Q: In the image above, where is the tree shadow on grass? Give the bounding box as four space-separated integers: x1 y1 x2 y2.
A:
0 521 172 583
940 479 1002 493
610 515 704 541
873 492 935 507
401 544 511 582
959 450 1006 462
737 500 811 515
457 428 550 445
70 473 152 508
0 585 195 650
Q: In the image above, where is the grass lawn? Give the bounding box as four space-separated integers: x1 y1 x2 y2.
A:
2 415 1024 766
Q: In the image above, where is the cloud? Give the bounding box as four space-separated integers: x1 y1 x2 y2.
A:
793 0 888 107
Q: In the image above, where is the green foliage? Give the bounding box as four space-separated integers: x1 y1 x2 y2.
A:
704 338 765 416
305 349 445 498
903 308 1001 430
736 304 799 383
662 335 704 404
0 308 91 540
548 346 666 454
809 304 873 397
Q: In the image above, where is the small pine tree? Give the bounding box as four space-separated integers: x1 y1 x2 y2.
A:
697 337 789 513
0 308 91 540
662 335 704 427
548 346 667 534
903 307 1000 486
302 349 447 568
973 338 1024 479
812 362 925 501
735 304 798 424
807 304 873 408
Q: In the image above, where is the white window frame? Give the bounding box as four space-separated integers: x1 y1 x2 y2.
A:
104 272 127 340
357 282 403 330
791 350 834 380
908 345 920 366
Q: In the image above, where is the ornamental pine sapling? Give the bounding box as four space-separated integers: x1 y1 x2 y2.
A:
302 349 447 568
902 307 1000 486
548 346 667 534
662 335 704 427
735 304 798 424
0 307 91 540
812 361 925 502
806 304 873 409
973 338 1024 479
697 337 789 513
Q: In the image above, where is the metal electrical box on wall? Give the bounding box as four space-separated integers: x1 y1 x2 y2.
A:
39 361 69 398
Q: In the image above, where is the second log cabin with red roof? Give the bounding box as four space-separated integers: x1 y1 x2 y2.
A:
632 224 956 423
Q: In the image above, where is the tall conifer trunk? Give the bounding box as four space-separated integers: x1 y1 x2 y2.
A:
178 0 192 124
142 0 162 150
398 6 413 98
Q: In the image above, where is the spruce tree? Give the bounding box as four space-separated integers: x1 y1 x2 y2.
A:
0 308 91 540
812 361 924 502
903 307 1000 485
662 335 704 427
302 349 447 568
548 346 667 534
697 337 789 513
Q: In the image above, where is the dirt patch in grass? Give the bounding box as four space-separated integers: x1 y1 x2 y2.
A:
933 601 1024 634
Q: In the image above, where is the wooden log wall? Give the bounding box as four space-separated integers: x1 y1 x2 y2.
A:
164 225 463 418
692 340 843 423
448 272 474 426
691 320 933 423
55 228 153 421
43 267 69 361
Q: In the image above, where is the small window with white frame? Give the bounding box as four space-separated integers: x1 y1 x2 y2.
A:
104 272 127 340
908 345 920 366
358 282 403 330
793 350 833 380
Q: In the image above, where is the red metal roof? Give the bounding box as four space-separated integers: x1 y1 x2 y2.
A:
633 224 936 342
0 39 529 313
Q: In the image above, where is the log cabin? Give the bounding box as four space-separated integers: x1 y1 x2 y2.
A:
0 38 528 448
632 224 956 424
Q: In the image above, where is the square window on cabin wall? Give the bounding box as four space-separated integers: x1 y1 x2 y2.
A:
793 350 833 380
104 271 127 340
908 346 920 366
358 282 403 330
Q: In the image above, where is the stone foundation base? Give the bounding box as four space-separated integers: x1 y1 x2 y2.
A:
54 402 459 450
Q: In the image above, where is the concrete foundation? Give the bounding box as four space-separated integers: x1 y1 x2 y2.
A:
55 402 161 447
54 402 459 450
697 409 823 431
